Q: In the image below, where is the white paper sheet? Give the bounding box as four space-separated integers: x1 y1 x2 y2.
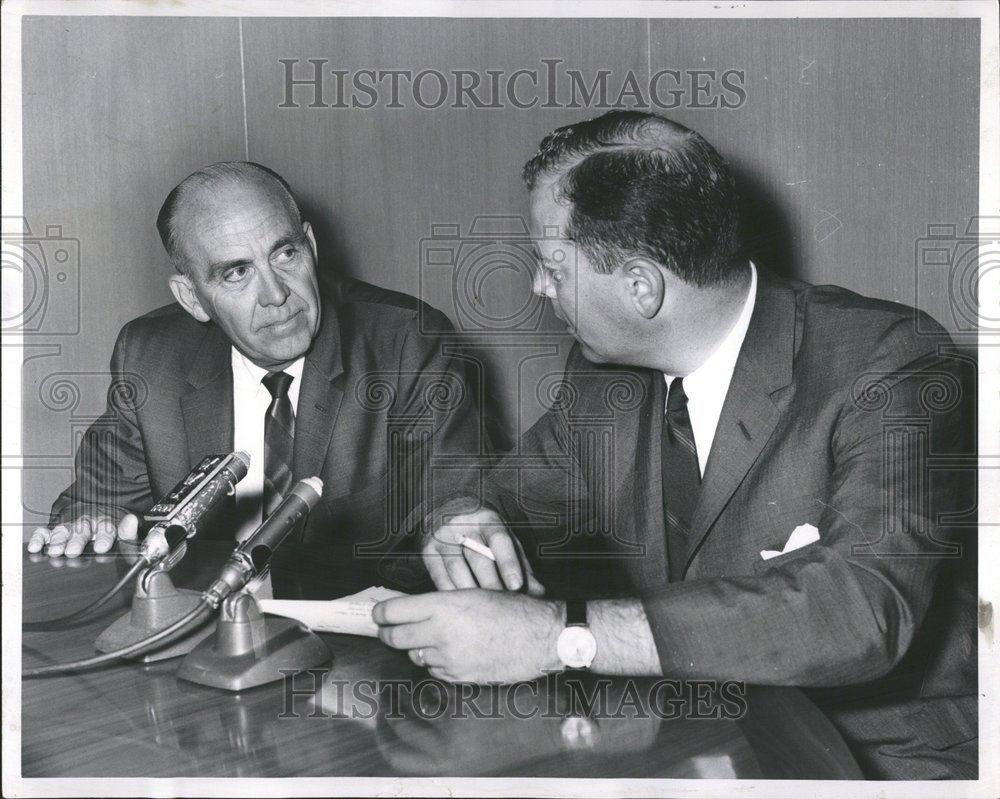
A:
258 586 406 637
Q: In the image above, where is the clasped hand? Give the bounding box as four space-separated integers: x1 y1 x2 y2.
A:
373 507 560 683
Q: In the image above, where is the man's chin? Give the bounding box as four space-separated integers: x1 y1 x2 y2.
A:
249 334 313 369
576 341 605 364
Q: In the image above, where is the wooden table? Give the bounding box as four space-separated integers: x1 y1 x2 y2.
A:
20 544 861 779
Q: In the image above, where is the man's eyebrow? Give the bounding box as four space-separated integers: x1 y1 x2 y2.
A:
269 233 305 255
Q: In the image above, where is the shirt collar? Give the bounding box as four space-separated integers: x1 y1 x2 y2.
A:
665 261 757 397
231 347 305 391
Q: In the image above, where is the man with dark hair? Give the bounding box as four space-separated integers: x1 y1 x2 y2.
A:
373 112 977 778
28 161 482 597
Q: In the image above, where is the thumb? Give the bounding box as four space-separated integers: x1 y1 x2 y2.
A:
118 513 139 541
525 572 546 597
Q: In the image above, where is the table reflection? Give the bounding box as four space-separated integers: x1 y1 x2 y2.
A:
21 546 861 779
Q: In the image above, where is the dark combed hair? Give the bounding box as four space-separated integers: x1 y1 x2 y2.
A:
156 161 301 273
522 111 744 286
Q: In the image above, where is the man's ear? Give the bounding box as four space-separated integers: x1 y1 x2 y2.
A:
303 220 318 260
168 273 211 323
624 258 664 319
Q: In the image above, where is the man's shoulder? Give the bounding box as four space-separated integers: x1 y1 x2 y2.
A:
795 279 942 330
117 302 213 361
123 301 203 333
331 277 454 336
779 273 953 366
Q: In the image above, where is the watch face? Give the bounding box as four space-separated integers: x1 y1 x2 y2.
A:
557 626 597 669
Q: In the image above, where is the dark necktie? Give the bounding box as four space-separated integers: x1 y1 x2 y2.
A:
262 371 295 517
661 378 701 582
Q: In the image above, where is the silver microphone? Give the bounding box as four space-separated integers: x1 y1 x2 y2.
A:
140 451 251 563
204 477 323 606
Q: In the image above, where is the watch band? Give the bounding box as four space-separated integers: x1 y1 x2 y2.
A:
565 599 587 627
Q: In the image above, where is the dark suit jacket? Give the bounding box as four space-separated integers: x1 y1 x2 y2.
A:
50 277 484 596
469 269 977 778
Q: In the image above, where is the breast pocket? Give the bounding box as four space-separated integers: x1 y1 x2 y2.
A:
752 539 824 574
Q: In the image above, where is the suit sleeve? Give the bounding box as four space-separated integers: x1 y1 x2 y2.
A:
640 320 970 686
48 322 154 526
375 308 489 587
414 346 594 585
377 332 590 589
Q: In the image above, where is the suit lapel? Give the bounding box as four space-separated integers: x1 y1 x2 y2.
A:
292 298 346 482
682 271 797 577
180 323 234 468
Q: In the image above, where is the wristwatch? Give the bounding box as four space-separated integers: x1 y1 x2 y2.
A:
556 599 597 670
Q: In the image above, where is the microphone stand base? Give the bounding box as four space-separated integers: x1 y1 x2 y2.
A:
176 591 330 691
94 569 214 663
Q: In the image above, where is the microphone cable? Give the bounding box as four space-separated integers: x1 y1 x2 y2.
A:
22 598 212 678
22 557 147 632
23 451 249 631
22 524 191 632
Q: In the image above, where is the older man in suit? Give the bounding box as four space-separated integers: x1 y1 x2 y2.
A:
27 162 482 597
372 111 977 779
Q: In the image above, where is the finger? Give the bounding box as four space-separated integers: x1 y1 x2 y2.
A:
372 594 440 626
45 523 74 557
27 527 51 553
427 666 457 683
63 517 95 558
464 547 504 590
117 513 139 542
441 550 477 590
525 573 546 597
407 647 443 668
510 534 546 596
92 517 117 554
423 550 456 591
484 529 524 591
377 621 434 651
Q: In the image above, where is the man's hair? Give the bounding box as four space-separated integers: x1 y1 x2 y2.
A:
522 111 744 286
156 161 301 273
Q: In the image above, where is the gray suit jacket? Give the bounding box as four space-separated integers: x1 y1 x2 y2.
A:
51 277 484 596
470 269 977 778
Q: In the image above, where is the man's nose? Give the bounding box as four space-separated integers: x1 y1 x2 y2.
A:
532 268 555 299
257 265 290 307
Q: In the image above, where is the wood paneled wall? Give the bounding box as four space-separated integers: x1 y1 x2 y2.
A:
20 16 979 525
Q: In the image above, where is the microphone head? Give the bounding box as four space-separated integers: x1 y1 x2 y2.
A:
291 476 323 508
230 450 251 480
164 523 190 549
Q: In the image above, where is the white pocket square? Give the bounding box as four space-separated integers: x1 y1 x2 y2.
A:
761 523 820 560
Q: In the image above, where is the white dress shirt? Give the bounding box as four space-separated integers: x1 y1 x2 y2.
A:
664 263 757 477
230 348 304 598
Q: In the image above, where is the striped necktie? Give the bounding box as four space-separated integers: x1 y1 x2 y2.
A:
661 378 701 582
262 370 295 517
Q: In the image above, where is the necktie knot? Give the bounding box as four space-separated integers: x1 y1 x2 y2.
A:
262 371 293 400
666 377 688 415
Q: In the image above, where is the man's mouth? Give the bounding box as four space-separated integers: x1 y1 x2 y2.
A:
261 309 303 331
